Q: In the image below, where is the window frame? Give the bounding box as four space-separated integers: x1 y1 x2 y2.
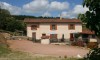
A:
31 25 37 30
50 24 57 30
68 24 75 30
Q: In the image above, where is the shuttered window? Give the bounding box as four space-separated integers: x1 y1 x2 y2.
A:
68 24 75 30
50 24 57 30
31 25 37 30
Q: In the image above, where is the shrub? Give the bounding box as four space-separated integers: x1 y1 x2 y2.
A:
84 48 100 60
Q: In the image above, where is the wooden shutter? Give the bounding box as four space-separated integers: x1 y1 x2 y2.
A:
55 24 57 30
31 25 37 30
50 34 52 39
55 34 57 39
73 24 75 29
50 24 52 30
68 24 70 30
31 25 33 30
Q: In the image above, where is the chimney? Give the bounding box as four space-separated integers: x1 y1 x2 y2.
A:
60 14 62 20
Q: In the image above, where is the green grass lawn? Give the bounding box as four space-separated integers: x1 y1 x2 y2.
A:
0 45 84 60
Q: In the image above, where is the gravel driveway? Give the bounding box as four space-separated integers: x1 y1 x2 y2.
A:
8 40 89 58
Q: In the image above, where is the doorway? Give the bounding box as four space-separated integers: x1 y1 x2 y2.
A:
70 33 74 41
32 32 36 41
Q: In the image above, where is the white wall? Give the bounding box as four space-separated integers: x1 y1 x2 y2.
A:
27 23 82 40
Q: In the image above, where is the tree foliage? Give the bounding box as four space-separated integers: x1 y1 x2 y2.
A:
82 0 100 36
0 8 25 32
84 48 100 60
78 14 86 23
0 9 10 16
12 15 37 20
82 0 100 59
0 8 59 34
11 15 60 20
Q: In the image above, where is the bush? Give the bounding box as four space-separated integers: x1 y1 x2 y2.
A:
84 48 100 60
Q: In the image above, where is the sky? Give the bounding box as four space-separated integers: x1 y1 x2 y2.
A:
0 0 89 18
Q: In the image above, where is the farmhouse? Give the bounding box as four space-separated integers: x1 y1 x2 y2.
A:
24 18 82 42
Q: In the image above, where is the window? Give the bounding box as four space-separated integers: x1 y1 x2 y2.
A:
68 24 75 30
31 25 37 30
52 25 56 30
50 34 57 39
50 24 57 30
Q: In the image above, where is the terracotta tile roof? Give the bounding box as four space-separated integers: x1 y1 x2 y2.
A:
80 29 95 34
24 18 82 23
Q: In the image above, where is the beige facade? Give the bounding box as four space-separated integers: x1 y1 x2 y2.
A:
26 23 82 40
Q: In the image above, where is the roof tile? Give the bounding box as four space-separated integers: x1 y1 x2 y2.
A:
24 18 82 23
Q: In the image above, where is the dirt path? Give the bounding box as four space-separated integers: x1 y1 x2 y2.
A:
8 40 89 57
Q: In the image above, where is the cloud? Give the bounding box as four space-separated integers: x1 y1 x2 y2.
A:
60 11 69 18
0 1 88 18
59 11 74 18
0 0 70 16
23 0 49 13
0 2 22 15
42 12 51 17
73 5 89 14
60 5 88 18
23 0 69 13
49 1 69 11
71 5 89 18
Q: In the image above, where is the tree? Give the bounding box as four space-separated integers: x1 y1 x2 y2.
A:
83 0 100 35
84 48 100 60
78 14 88 29
0 8 11 30
0 8 25 32
0 9 10 16
80 1 100 59
82 0 100 44
78 14 86 23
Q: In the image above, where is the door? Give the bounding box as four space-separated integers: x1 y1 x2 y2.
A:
61 34 64 42
32 32 36 40
70 33 74 41
50 34 57 42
